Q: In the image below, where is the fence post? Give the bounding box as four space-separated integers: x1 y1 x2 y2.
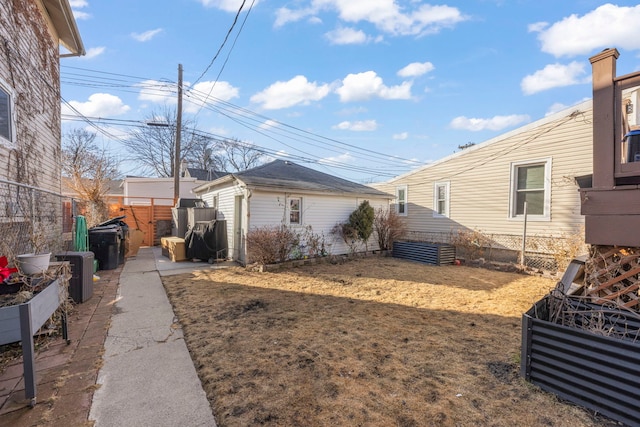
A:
520 201 528 266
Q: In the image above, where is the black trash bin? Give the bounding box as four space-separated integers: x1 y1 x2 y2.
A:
89 225 120 270
93 216 128 265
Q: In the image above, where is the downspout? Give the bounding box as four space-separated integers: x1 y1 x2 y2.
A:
243 187 252 264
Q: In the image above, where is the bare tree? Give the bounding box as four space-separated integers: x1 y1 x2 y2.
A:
219 138 264 172
124 107 211 177
62 128 120 225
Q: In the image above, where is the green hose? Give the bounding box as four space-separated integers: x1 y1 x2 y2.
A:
74 215 89 252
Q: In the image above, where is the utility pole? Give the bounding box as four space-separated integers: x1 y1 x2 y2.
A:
174 64 183 205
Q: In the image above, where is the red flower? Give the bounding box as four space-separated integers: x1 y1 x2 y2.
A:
0 256 18 282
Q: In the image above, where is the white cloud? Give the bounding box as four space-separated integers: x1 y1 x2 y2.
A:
531 4 640 57
131 29 163 42
449 114 530 131
275 7 317 27
545 98 591 116
545 102 569 116
259 120 278 130
397 61 435 78
521 61 588 95
199 0 260 12
137 79 239 111
274 1 467 36
70 0 90 19
137 79 177 104
393 132 409 140
336 71 412 102
62 93 130 117
319 152 354 165
250 75 331 110
325 27 369 45
72 10 91 20
82 47 105 59
332 120 378 131
185 81 239 113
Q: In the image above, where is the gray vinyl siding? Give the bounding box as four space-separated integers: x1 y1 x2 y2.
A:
374 101 593 239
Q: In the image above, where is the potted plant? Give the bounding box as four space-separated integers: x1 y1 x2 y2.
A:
16 222 51 276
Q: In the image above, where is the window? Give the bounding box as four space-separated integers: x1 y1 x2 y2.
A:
396 185 407 216
289 197 301 224
433 181 450 218
510 159 551 220
0 82 14 145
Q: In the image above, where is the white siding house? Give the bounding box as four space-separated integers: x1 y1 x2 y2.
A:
122 177 205 205
373 100 593 265
193 160 393 264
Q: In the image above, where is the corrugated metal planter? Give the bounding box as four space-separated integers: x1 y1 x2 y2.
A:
392 241 456 265
521 295 640 426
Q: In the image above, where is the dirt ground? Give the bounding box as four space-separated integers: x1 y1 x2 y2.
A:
162 257 613 427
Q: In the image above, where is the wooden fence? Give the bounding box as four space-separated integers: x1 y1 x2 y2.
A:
106 197 173 247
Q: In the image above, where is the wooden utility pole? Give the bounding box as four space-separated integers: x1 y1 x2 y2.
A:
174 64 183 205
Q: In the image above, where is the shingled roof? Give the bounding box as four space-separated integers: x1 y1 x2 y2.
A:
231 160 391 198
184 168 229 181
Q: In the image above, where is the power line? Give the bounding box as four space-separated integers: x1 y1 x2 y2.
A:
191 0 251 86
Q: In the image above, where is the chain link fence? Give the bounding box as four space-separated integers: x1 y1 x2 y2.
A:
0 179 76 264
403 228 588 273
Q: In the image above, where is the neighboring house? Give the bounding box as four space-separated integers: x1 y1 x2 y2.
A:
122 176 206 206
193 159 394 264
0 0 84 191
373 100 593 264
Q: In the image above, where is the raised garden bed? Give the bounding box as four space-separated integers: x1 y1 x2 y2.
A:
392 241 456 265
521 294 640 426
0 278 67 407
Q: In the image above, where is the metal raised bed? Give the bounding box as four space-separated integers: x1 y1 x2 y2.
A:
392 241 456 265
521 295 640 426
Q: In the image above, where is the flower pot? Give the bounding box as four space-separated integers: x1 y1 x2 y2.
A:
16 253 51 275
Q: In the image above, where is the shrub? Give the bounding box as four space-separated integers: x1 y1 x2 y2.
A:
246 225 299 265
349 200 374 243
373 207 406 250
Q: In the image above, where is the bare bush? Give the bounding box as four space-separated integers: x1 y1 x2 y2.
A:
373 207 406 250
451 228 492 261
331 222 360 254
246 225 299 265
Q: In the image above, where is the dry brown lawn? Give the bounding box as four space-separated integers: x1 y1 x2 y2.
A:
162 257 612 427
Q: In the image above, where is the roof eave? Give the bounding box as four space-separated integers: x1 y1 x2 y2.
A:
43 0 85 57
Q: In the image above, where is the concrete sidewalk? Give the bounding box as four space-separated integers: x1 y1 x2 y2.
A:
89 247 217 426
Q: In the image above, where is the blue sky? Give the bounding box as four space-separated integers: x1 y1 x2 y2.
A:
61 1 640 183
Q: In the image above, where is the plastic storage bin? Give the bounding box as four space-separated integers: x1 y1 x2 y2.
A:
55 251 94 303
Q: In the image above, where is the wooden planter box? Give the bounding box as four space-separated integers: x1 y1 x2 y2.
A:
0 279 67 407
521 295 640 426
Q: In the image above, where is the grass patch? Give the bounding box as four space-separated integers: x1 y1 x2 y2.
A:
163 257 611 426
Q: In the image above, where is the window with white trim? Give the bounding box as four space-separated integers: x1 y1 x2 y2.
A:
510 159 551 220
289 197 301 224
396 185 407 216
0 82 14 146
433 181 450 218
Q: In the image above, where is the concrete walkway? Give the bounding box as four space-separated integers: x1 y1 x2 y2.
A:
89 248 217 426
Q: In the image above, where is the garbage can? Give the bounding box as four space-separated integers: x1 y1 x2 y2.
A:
94 216 128 264
89 225 120 270
55 251 94 303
